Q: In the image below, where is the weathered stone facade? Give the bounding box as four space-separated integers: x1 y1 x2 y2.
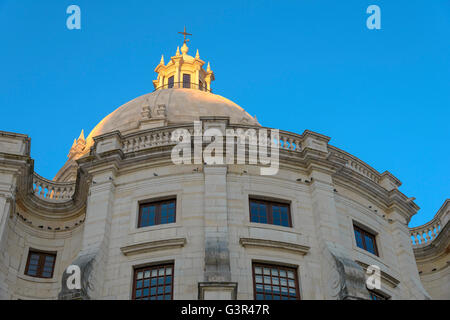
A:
411 200 450 299
0 42 447 300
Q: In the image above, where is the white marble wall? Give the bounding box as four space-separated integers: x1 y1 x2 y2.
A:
0 162 429 299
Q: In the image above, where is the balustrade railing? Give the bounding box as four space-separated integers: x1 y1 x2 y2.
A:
410 202 449 247
226 125 303 153
154 82 212 92
329 146 380 184
122 125 193 153
105 124 409 200
33 173 76 202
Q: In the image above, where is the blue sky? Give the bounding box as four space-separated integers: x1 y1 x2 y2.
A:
0 0 448 227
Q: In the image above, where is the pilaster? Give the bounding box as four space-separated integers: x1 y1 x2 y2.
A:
59 165 117 299
389 211 430 299
199 165 237 299
309 168 370 300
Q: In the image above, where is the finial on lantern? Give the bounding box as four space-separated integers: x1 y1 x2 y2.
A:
178 26 192 44
181 42 189 55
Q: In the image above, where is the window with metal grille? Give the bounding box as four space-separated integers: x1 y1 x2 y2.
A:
25 250 56 279
168 76 174 88
183 74 191 88
249 198 292 227
354 225 378 256
138 199 176 228
253 263 300 300
133 264 174 300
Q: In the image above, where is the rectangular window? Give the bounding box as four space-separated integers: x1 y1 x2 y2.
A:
168 76 174 88
354 225 378 256
133 264 174 300
138 199 176 228
25 250 56 279
249 198 292 227
183 74 191 88
253 263 300 300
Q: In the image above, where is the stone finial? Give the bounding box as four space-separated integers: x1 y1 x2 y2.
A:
195 49 200 59
176 46 180 56
207 62 211 72
159 55 165 65
68 130 86 159
181 42 189 55
77 130 85 143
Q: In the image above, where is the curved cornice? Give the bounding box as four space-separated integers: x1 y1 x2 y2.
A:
410 199 449 249
15 162 89 220
413 222 450 261
5 124 419 226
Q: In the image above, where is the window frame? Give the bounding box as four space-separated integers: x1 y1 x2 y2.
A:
252 263 301 300
248 198 292 228
132 263 174 300
138 198 177 228
24 250 57 279
353 224 379 256
182 74 191 88
168 76 174 88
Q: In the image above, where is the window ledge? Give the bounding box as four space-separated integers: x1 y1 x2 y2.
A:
129 223 179 235
240 237 310 255
353 245 383 263
356 260 400 288
17 274 57 284
120 237 187 256
246 222 301 235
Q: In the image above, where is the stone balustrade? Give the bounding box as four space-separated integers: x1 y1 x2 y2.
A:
275 130 303 152
121 125 305 154
410 202 449 247
329 146 381 184
117 125 391 187
122 126 186 153
33 173 76 202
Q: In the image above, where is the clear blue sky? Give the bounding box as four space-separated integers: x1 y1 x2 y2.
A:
0 0 448 227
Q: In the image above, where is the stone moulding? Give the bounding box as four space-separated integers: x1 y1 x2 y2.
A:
120 237 187 256
239 238 310 255
356 260 400 288
198 282 238 300
410 199 449 248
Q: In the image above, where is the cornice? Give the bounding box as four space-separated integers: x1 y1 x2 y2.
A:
239 237 310 255
414 222 450 261
15 164 88 220
120 238 187 256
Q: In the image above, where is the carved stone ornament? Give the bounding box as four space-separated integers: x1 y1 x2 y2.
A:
141 100 152 120
152 104 167 119
325 244 370 300
58 252 97 300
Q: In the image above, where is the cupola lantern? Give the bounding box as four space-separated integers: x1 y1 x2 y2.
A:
153 27 215 92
